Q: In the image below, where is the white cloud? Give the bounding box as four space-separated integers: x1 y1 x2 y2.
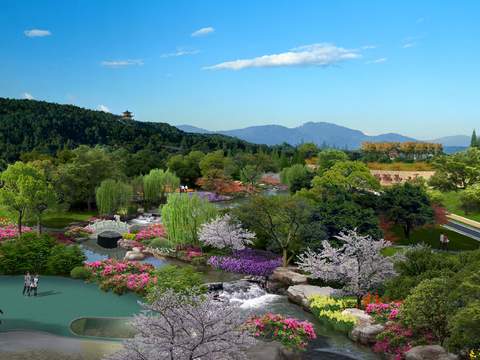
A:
101 59 144 68
161 48 200 58
98 104 111 113
366 57 387 64
204 43 360 71
191 27 215 37
23 92 34 100
402 42 416 48
24 29 51 37
361 45 377 50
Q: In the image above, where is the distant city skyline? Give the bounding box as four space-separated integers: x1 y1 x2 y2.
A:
1 0 479 138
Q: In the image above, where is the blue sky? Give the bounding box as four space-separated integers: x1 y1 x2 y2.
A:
1 0 479 139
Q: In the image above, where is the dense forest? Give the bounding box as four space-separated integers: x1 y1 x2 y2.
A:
0 98 270 164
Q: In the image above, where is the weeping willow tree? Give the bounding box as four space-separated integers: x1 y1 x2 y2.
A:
95 179 133 215
143 169 180 206
161 193 217 246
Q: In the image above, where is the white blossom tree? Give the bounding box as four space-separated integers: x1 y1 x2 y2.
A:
199 214 255 251
106 290 254 360
297 230 396 306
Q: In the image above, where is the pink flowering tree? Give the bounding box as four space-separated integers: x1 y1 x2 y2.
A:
106 290 255 360
297 230 396 306
198 214 255 251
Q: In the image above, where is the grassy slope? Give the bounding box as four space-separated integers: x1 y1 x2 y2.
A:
391 224 480 251
442 191 480 222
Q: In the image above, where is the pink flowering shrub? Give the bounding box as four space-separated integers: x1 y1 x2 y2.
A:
85 259 156 295
373 322 434 360
135 224 167 241
366 302 402 324
245 313 316 351
0 225 33 241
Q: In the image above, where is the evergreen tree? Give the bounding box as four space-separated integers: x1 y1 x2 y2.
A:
471 130 478 148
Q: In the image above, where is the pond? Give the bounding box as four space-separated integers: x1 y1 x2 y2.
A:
0 276 141 338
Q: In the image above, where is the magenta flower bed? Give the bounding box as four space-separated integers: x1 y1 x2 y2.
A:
208 249 281 276
245 313 316 350
0 225 33 241
85 259 156 295
135 224 166 241
365 302 401 324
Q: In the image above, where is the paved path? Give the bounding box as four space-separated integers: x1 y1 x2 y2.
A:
443 220 480 242
0 331 121 360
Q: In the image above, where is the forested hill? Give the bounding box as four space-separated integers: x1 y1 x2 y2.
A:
0 98 266 162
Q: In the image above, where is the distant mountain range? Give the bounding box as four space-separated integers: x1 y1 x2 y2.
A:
178 122 470 151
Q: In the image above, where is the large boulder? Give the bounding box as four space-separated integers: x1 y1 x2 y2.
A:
286 285 335 310
342 308 372 325
271 267 308 286
247 341 302 360
124 250 145 261
405 345 458 360
350 323 384 345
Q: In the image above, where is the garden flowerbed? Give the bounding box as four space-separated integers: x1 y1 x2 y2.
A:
245 313 316 351
208 249 282 276
84 259 156 295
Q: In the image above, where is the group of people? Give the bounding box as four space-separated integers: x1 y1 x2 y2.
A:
440 233 450 250
22 272 39 296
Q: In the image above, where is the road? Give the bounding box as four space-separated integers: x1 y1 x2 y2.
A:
443 220 480 241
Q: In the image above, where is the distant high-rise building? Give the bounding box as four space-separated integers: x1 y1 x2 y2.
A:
122 110 134 120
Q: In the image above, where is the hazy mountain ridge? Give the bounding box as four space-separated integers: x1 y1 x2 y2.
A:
178 123 470 149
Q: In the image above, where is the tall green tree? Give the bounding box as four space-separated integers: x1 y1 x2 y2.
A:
233 195 312 266
161 193 217 246
312 160 380 195
54 146 122 210
95 179 133 215
380 182 434 239
317 149 349 172
0 162 55 234
471 129 478 148
239 165 262 189
280 164 314 194
430 148 480 190
143 169 180 206
167 151 205 187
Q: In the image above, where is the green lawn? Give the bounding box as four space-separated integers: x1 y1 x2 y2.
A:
0 206 95 229
40 211 96 229
381 246 405 257
392 225 480 251
442 191 480 222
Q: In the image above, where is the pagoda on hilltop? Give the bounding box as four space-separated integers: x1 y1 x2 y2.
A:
122 110 134 120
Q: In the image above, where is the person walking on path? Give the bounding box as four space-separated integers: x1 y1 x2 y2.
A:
29 274 39 296
444 235 450 251
22 272 31 296
439 233 445 250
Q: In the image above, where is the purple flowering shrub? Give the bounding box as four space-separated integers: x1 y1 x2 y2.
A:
191 191 232 203
208 248 282 276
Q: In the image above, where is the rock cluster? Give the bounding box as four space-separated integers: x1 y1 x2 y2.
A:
405 345 458 360
286 285 335 311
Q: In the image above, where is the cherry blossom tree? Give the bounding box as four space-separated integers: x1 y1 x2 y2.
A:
106 290 254 360
199 214 255 251
297 230 396 306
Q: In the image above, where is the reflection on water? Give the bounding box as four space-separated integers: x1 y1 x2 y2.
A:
70 317 135 339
